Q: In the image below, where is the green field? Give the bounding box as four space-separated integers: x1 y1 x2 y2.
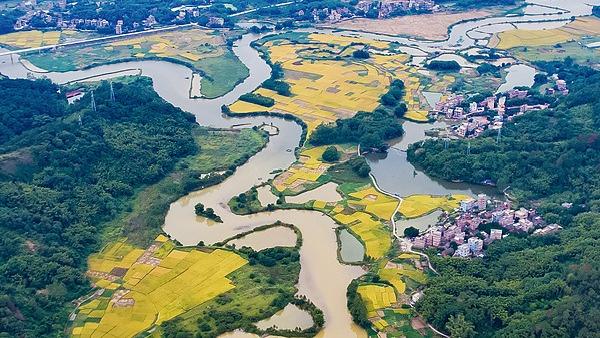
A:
511 41 600 67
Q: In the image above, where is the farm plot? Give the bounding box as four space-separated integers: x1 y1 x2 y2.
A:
399 194 470 218
0 30 62 49
493 16 600 50
378 259 427 294
334 211 391 260
272 145 354 194
70 237 247 338
230 33 436 127
357 284 397 317
229 34 394 133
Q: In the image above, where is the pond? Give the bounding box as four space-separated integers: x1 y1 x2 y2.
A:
497 64 537 94
339 229 365 263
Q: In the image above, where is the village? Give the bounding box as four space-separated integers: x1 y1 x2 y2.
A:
9 0 440 35
433 75 569 139
408 193 562 258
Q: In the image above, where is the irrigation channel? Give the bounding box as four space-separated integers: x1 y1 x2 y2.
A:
0 1 596 336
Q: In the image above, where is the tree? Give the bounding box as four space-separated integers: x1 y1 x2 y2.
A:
534 73 548 85
446 314 476 338
381 93 398 106
403 226 419 238
194 203 205 215
394 103 408 118
322 146 340 162
352 49 370 59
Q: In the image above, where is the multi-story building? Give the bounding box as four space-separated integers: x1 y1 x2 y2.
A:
490 229 503 241
467 237 484 253
454 244 471 257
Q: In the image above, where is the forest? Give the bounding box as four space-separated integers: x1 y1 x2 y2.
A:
409 61 600 337
309 109 404 151
0 78 197 336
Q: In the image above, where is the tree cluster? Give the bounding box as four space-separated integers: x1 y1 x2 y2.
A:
309 110 403 152
239 93 275 107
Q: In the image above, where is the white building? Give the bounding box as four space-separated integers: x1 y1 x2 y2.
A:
454 244 471 257
467 237 483 253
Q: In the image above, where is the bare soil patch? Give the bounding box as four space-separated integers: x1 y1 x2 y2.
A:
326 11 491 40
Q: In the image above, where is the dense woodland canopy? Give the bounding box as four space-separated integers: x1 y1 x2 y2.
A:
0 78 197 336
309 110 404 151
409 61 600 337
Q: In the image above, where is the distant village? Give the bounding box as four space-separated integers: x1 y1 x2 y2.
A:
10 0 440 35
409 194 562 258
433 75 568 139
305 0 438 23
11 0 227 35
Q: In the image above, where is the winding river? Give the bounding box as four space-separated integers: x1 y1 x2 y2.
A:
0 1 596 336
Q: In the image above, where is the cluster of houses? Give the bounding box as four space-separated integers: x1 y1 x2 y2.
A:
434 77 568 139
357 0 437 18
11 0 224 34
306 0 438 23
12 0 162 33
410 194 562 258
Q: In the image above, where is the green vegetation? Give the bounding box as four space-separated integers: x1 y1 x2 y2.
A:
263 78 292 96
403 227 420 238
160 247 301 338
309 110 403 152
106 127 267 245
321 146 340 163
194 202 222 222
410 61 600 336
229 186 264 215
379 79 409 118
510 42 600 68
476 63 500 75
196 50 251 98
426 60 462 72
352 49 370 59
347 280 371 330
239 92 276 107
327 157 372 183
0 7 21 34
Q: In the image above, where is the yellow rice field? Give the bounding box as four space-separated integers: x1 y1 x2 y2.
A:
399 194 470 218
357 284 397 317
0 30 61 49
348 186 399 220
334 211 391 259
230 33 438 127
494 16 600 49
108 29 223 60
71 237 246 338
